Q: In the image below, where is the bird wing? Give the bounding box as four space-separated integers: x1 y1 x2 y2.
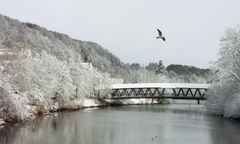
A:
157 29 162 36
162 37 166 41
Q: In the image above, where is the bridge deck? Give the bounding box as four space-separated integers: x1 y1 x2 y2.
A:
112 83 210 89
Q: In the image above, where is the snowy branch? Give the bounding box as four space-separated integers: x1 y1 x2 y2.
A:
221 69 240 82
232 53 240 70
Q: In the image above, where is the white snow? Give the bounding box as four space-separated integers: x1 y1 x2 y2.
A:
120 98 162 105
81 98 99 107
0 119 4 126
112 83 210 89
0 49 13 55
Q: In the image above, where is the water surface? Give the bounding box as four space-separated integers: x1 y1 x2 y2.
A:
0 104 240 144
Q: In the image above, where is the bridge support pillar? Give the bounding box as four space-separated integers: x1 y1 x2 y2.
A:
197 100 200 104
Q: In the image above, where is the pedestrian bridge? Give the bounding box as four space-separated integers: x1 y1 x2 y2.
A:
111 83 210 103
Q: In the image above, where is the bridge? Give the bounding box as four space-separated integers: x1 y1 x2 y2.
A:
111 83 210 104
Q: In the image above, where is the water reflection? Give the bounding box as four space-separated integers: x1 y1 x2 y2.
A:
0 104 240 144
209 118 240 144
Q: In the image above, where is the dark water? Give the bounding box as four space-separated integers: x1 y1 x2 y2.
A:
1 104 240 144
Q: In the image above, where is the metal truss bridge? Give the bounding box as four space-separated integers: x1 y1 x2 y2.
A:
111 83 209 103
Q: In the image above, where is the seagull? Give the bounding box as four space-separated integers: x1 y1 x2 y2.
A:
156 29 166 41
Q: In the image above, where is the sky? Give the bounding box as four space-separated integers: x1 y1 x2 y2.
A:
0 0 240 68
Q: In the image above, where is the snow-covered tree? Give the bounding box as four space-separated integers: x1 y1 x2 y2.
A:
206 26 240 118
0 49 114 122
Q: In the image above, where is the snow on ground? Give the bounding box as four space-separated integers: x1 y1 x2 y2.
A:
119 98 163 105
81 98 99 107
0 119 4 125
80 97 163 107
112 83 210 89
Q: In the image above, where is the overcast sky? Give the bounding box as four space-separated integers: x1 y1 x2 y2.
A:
0 0 240 68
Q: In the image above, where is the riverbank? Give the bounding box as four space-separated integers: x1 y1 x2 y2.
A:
0 97 168 126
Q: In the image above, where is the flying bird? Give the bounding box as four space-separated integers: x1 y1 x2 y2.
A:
156 29 166 41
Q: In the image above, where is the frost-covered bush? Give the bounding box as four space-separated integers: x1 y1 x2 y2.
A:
0 50 113 122
206 26 240 118
0 74 31 122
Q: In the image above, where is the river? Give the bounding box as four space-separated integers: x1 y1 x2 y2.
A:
0 104 240 144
